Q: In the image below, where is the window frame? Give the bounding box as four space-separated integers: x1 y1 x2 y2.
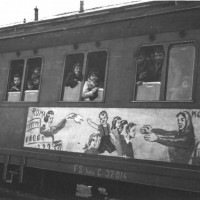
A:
164 42 197 102
132 41 197 103
5 56 43 103
60 49 109 103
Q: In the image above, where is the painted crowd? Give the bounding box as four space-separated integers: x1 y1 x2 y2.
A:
24 108 200 165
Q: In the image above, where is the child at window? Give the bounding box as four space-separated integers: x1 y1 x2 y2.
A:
27 80 34 90
148 47 164 82
135 49 149 84
65 63 82 88
31 67 40 79
82 70 99 101
31 67 40 90
10 74 21 92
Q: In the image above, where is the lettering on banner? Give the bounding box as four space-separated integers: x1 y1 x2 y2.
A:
32 108 46 118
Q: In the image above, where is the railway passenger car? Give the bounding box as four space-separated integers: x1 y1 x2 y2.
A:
0 1 200 198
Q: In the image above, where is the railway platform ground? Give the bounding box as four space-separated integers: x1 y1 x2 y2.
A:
1 183 200 200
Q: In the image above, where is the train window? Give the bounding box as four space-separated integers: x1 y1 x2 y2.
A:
134 45 164 101
62 53 84 101
7 59 24 101
81 51 107 102
61 51 107 102
23 57 42 101
166 45 195 101
6 57 42 102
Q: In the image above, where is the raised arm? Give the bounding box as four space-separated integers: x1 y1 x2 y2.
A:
87 118 98 130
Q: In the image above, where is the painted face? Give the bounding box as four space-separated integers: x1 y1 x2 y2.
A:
154 52 164 63
91 135 101 148
177 114 186 131
74 66 80 75
48 114 54 125
14 77 21 86
115 119 122 130
99 114 108 125
129 126 136 138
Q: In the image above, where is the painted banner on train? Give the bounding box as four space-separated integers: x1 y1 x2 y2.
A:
24 107 200 165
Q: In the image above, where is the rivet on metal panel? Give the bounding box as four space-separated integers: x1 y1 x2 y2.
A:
73 43 79 50
95 41 101 48
149 34 156 41
33 49 38 55
16 51 21 57
179 30 186 38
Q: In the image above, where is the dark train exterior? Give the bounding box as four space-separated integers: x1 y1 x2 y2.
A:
0 1 200 197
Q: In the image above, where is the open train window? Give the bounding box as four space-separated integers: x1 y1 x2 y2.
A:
134 45 164 101
133 43 195 102
61 51 107 102
62 53 84 101
82 51 107 102
6 57 42 102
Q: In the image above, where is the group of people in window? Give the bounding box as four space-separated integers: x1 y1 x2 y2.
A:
9 66 41 93
135 46 164 84
64 62 103 101
135 45 194 101
7 46 194 102
134 46 164 101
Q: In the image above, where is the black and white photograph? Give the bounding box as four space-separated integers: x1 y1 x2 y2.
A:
0 0 200 199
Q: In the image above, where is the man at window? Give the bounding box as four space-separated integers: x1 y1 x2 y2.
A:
148 47 164 82
135 49 149 84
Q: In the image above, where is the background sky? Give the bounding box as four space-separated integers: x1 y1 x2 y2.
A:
0 0 150 27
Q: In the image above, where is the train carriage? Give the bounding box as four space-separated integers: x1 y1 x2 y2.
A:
0 1 200 198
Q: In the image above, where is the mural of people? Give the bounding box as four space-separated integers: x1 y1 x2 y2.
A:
83 133 101 154
143 111 195 164
40 111 83 147
24 107 200 166
87 111 115 154
121 122 137 158
110 117 128 156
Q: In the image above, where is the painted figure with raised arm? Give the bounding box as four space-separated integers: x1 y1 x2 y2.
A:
87 110 115 154
41 111 83 147
144 111 195 164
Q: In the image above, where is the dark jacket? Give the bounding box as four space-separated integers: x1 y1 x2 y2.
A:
65 72 82 88
153 111 195 164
